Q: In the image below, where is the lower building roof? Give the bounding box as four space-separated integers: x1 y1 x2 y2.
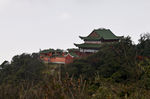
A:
69 52 79 57
74 43 101 49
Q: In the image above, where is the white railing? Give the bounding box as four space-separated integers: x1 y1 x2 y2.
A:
80 49 99 53
84 41 101 44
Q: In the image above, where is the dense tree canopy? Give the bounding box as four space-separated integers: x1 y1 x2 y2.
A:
64 35 150 84
0 53 45 84
137 33 150 56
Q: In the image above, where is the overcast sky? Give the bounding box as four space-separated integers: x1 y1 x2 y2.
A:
0 0 150 63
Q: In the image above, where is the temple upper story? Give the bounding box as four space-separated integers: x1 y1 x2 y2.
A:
74 28 122 53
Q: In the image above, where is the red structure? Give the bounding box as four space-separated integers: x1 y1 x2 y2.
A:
40 28 122 64
65 53 79 64
40 49 79 64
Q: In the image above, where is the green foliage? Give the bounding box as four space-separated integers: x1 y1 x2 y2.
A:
138 59 150 90
137 33 150 56
0 53 45 84
1 34 150 98
65 36 139 83
0 74 89 99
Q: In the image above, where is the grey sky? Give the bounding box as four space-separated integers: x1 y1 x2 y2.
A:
0 0 150 63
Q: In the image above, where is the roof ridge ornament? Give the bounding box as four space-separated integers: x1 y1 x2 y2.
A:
95 28 109 31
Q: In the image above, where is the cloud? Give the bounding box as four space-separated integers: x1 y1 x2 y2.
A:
59 12 71 20
0 0 10 8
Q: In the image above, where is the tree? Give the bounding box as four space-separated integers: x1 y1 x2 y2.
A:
137 33 150 56
0 53 45 84
0 60 9 69
64 36 140 83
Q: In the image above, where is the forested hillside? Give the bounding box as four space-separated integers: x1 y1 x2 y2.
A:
0 33 150 99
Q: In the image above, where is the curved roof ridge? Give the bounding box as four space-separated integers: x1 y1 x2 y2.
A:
94 29 118 39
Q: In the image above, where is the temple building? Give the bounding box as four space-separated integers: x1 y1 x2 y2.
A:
39 49 79 64
74 28 122 53
39 28 122 64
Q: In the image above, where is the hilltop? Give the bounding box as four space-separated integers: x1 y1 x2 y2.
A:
0 33 150 98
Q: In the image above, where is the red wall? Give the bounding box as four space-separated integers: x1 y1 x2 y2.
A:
65 54 74 64
50 57 66 63
40 53 77 64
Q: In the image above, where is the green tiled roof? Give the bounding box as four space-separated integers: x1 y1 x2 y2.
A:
56 55 65 58
79 36 100 41
56 49 63 52
74 43 101 48
67 48 79 52
40 49 55 53
40 49 64 54
69 52 79 57
80 28 119 40
117 36 124 39
94 29 119 39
